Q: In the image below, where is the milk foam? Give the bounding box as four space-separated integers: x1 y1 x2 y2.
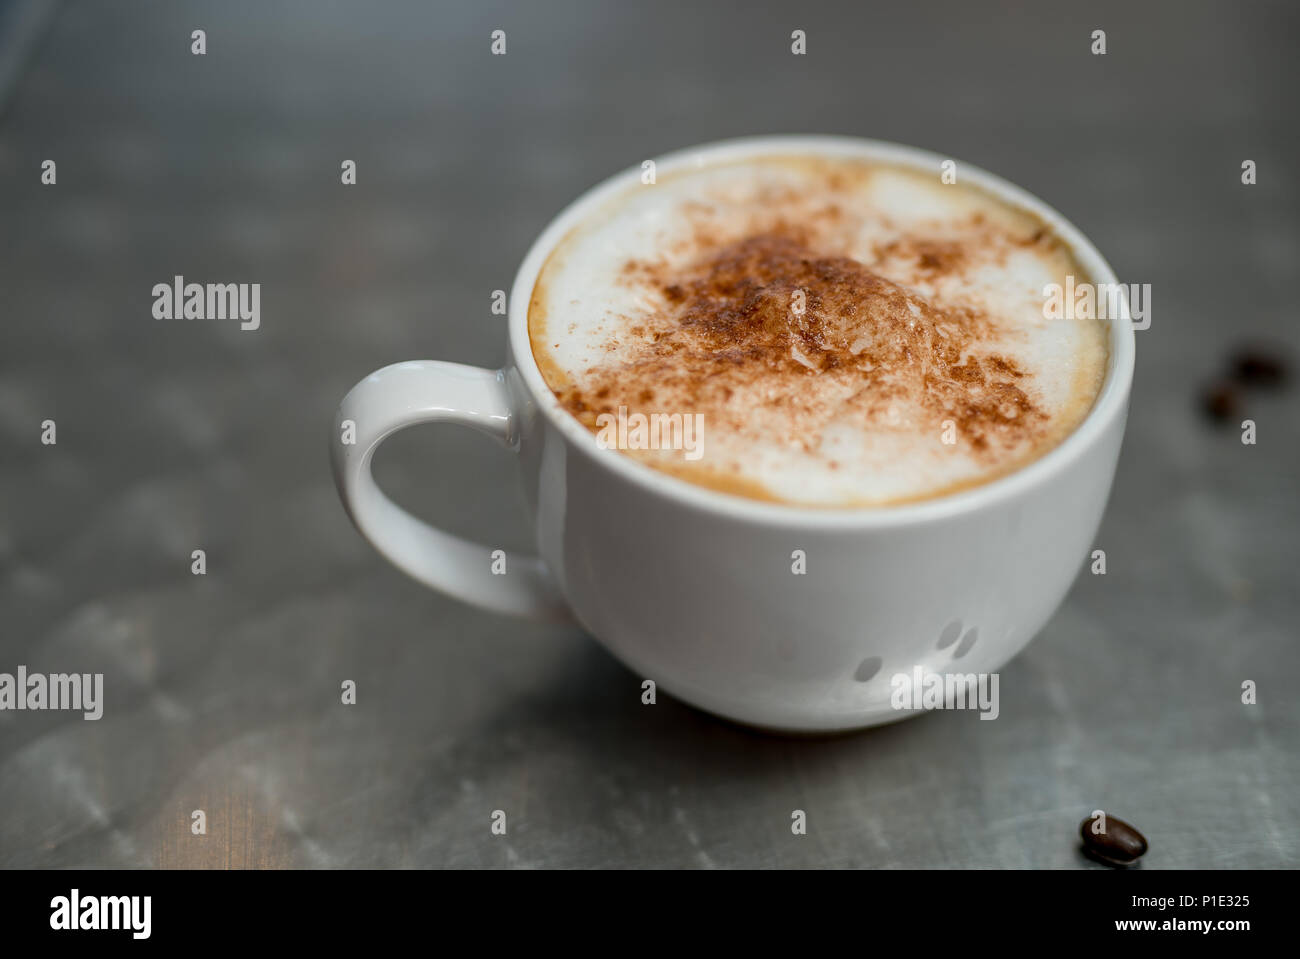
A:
530 156 1108 507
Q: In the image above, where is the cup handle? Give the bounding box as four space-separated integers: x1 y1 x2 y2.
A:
331 359 572 622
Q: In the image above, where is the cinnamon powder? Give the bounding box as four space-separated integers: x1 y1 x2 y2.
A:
555 227 1046 457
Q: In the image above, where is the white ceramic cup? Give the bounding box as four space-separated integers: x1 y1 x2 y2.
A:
331 135 1134 732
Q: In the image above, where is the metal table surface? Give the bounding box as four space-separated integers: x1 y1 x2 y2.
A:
1 1 1296 869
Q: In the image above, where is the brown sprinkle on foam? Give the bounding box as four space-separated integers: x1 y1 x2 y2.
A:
555 227 1047 457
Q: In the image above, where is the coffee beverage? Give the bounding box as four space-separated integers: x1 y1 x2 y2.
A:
529 155 1108 507
335 137 1134 728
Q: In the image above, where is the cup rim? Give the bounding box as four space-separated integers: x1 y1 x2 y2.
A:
508 134 1135 530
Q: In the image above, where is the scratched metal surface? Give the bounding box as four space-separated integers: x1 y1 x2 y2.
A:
0 1 1297 869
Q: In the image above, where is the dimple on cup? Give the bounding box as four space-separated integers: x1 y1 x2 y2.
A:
331 135 1134 732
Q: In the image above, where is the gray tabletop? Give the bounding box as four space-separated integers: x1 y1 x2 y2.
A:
1 0 1297 869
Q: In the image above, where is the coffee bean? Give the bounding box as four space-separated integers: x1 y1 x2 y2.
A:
1080 812 1148 867
1201 381 1241 422
1231 348 1288 387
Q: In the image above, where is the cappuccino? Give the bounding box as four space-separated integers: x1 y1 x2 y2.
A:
529 155 1108 507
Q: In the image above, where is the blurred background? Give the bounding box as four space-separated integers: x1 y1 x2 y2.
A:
0 0 1296 867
